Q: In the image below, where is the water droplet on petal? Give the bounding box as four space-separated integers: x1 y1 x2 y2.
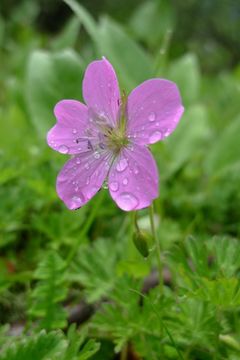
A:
109 181 119 192
58 145 69 154
86 177 90 185
149 131 162 144
94 152 100 159
116 158 128 172
134 167 139 175
85 163 90 170
102 180 108 189
70 194 84 209
72 128 77 134
148 112 156 122
123 178 128 185
116 192 139 211
76 158 81 164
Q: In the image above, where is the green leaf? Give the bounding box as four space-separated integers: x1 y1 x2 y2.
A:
25 49 83 137
97 17 153 91
204 114 240 176
69 238 119 303
0 328 100 360
63 325 100 360
29 252 68 330
0 330 67 360
208 236 240 278
167 53 200 105
190 278 240 309
51 16 81 51
130 0 175 49
161 104 210 177
63 0 97 43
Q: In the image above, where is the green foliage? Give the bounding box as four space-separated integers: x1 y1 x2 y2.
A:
26 49 84 137
0 326 100 360
69 238 120 303
29 252 68 330
1 0 240 359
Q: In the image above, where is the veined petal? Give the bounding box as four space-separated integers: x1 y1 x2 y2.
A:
47 100 100 154
82 58 120 128
126 79 184 145
57 149 113 210
108 144 159 211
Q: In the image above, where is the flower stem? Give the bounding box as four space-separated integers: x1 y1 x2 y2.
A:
120 344 128 360
65 190 105 267
149 203 163 295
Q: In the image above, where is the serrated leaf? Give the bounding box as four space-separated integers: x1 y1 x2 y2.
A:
69 239 118 303
0 330 67 360
190 278 240 309
29 252 68 330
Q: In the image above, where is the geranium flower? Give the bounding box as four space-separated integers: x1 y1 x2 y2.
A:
47 58 184 211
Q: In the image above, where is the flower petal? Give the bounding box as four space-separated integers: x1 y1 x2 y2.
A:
82 58 120 127
47 100 101 155
126 79 184 145
57 150 113 210
108 144 159 211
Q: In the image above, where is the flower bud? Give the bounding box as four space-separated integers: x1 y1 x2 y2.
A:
133 230 150 258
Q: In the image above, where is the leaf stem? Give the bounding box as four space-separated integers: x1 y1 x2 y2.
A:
66 190 105 266
149 203 163 295
120 344 128 360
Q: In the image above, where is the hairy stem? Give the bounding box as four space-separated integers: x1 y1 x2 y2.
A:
149 203 163 295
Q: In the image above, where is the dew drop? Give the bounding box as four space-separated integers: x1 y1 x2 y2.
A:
109 181 119 192
86 177 90 185
84 163 90 170
58 145 69 154
72 128 77 134
70 194 84 209
116 158 128 172
149 131 162 144
94 152 100 159
123 178 128 185
148 112 156 122
102 180 108 189
116 192 139 211
134 167 139 175
76 158 81 164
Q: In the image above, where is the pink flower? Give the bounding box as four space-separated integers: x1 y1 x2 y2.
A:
47 58 184 211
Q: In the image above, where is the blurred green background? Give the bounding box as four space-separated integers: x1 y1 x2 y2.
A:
0 0 240 359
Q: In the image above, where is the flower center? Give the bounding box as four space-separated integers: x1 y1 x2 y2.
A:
105 125 129 154
91 93 130 154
